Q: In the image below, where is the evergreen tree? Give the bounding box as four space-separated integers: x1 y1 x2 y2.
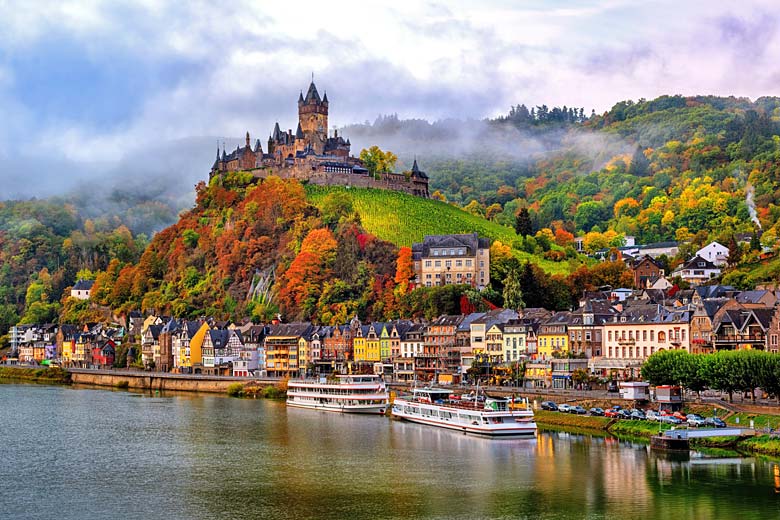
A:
502 268 524 310
514 208 534 237
727 235 742 266
628 145 650 176
750 231 761 252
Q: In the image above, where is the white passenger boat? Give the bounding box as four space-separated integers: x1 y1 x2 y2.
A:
391 388 537 437
286 374 389 414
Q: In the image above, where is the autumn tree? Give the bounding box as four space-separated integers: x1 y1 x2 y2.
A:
359 146 398 177
394 246 415 295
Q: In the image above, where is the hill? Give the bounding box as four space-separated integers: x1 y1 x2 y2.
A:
304 185 572 275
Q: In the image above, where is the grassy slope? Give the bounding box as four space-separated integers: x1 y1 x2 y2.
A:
305 185 572 275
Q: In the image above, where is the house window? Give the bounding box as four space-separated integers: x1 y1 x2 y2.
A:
658 331 666 342
642 330 647 341
608 331 612 341
456 260 463 267
435 260 441 267
425 260 432 267
445 260 452 267
650 330 655 341
466 260 472 267
433 250 439 256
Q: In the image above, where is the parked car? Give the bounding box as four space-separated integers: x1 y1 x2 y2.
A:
571 405 587 415
540 401 558 411
645 410 661 421
607 381 619 393
604 406 622 418
558 404 573 413
687 414 706 427
704 417 727 428
661 415 683 425
589 407 605 416
673 411 687 421
630 410 646 420
618 409 633 420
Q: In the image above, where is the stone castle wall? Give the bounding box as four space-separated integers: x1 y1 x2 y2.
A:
246 166 429 197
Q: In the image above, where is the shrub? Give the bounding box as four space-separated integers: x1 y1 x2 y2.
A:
227 382 245 397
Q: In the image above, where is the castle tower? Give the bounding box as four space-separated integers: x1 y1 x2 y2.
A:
298 80 328 153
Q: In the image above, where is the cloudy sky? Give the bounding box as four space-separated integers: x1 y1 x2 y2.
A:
1 0 778 199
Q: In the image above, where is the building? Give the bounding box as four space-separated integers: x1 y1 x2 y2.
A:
265 323 314 378
209 81 429 197
672 255 721 284
537 312 571 359
412 233 491 289
70 279 94 300
598 304 691 379
696 241 729 266
629 255 663 288
567 301 616 358
711 303 772 351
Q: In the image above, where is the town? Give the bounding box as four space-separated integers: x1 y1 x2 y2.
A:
7 232 778 391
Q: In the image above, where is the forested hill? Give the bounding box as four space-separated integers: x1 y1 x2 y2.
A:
346 95 780 253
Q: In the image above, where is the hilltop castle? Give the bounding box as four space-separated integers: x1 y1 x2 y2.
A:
209 81 429 197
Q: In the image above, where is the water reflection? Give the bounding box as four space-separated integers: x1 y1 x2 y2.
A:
2 384 779 520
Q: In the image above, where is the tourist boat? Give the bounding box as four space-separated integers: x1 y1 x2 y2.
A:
391 388 537 437
286 374 389 414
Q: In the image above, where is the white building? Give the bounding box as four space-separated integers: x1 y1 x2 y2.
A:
672 256 722 285
696 241 729 266
70 279 94 300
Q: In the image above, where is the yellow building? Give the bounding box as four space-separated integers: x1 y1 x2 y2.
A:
537 312 571 359
365 324 381 363
353 326 367 362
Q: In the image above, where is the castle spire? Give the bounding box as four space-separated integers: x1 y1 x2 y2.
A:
412 157 420 173
322 91 328 104
246 131 250 148
295 122 304 139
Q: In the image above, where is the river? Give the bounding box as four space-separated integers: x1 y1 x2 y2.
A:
1 384 778 519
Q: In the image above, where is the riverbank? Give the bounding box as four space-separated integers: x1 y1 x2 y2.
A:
0 366 71 384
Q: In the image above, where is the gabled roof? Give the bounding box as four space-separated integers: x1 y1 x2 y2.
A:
679 255 719 271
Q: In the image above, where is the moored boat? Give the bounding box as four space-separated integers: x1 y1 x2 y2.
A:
391 388 537 437
286 374 389 414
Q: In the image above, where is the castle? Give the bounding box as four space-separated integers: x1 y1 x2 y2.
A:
209 80 430 197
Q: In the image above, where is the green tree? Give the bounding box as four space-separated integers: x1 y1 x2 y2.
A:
574 201 608 232
628 145 650 176
514 207 534 237
502 267 524 310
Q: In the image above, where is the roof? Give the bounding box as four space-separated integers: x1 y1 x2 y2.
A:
679 255 719 271
267 322 314 338
303 81 322 105
72 279 95 291
411 159 428 179
412 233 490 257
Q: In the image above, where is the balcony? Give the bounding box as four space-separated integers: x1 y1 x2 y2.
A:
713 334 765 344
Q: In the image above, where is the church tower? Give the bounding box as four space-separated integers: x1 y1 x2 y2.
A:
298 80 328 154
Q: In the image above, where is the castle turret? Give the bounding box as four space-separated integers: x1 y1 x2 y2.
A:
298 80 328 153
246 131 250 148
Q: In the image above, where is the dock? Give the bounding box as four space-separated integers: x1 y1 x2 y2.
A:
650 427 754 451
